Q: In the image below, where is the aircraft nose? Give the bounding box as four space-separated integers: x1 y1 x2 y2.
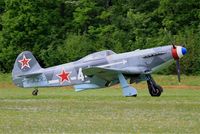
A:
172 46 187 60
181 47 187 55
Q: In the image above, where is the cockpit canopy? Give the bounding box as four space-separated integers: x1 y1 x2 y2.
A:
80 50 116 62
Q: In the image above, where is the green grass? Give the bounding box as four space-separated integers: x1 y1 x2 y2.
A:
0 74 200 133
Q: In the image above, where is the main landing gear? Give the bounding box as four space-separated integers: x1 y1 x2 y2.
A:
146 75 163 97
118 73 137 97
32 88 39 96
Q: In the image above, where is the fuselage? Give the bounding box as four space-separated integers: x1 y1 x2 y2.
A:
13 45 188 88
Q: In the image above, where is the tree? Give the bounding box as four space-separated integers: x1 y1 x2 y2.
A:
0 0 200 75
0 0 75 71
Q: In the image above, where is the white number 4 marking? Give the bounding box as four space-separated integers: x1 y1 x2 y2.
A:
78 68 84 81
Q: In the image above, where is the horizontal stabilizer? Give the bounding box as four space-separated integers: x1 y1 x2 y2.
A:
16 70 43 77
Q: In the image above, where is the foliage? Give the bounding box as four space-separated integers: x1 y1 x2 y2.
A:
0 0 200 74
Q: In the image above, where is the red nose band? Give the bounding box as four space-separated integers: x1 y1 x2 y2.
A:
172 48 179 60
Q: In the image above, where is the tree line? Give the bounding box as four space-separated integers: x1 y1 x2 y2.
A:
0 0 200 74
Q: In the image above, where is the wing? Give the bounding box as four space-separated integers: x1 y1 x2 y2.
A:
74 67 119 91
83 66 150 82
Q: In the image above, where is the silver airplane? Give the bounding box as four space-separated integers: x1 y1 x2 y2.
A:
12 45 187 97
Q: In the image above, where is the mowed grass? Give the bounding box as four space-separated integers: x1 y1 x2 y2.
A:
0 74 200 133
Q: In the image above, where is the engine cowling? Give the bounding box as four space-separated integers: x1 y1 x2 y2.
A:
172 46 187 60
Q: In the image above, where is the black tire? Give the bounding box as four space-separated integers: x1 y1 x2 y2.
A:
32 89 38 96
147 81 163 97
125 94 137 97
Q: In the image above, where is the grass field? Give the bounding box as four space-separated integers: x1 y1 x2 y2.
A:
0 74 200 133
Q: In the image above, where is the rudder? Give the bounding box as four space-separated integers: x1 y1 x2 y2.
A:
12 51 42 87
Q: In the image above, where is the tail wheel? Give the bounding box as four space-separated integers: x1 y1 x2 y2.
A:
32 89 38 96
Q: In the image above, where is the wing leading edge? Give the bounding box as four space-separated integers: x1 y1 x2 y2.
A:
83 66 150 80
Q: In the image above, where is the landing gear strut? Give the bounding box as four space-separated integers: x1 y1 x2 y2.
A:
32 88 39 96
118 73 137 97
146 75 163 97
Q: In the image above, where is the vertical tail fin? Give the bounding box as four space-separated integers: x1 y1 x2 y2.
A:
12 51 42 87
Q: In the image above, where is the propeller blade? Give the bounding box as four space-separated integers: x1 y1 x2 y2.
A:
176 59 181 82
173 44 176 49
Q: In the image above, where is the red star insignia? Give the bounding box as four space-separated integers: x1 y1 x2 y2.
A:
18 55 31 69
57 69 71 84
